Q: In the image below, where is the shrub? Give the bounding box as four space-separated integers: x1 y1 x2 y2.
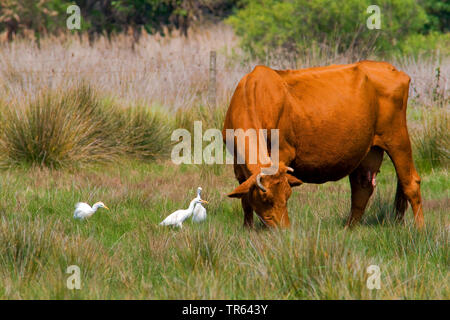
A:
175 104 227 133
398 31 450 57
0 85 114 168
0 84 173 168
412 109 449 171
422 0 450 32
227 0 429 59
0 0 71 42
116 106 174 160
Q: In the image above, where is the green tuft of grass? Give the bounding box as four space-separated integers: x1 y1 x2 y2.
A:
0 84 114 168
175 104 227 133
0 84 173 168
412 108 449 171
114 106 174 161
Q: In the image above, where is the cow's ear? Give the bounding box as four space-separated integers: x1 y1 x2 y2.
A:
287 174 303 187
227 178 254 198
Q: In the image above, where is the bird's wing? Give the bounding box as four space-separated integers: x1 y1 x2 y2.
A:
193 203 202 217
160 210 182 226
181 208 194 221
193 203 200 214
192 204 207 222
74 202 93 219
75 202 91 211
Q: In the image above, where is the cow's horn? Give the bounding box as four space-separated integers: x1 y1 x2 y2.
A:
287 167 294 172
256 173 267 192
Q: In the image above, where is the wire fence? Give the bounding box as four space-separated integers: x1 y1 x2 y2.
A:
0 51 448 164
3 57 447 103
1 51 448 108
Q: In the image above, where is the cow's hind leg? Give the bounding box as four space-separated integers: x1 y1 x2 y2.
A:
385 131 424 229
346 147 384 228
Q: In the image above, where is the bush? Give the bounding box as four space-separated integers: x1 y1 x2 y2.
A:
0 0 240 42
227 0 429 59
398 31 450 57
0 85 112 168
422 0 450 32
0 84 173 168
0 0 71 42
115 106 174 160
412 109 449 171
175 104 227 133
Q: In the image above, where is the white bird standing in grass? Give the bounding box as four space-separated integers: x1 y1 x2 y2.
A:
160 198 208 228
192 187 207 223
73 202 109 220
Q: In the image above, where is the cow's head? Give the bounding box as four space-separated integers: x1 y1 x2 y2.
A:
228 163 303 227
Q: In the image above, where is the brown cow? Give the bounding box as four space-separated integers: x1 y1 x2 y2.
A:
222 61 424 229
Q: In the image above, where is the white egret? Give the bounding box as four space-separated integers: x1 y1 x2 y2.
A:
160 198 208 228
192 187 207 223
73 202 109 220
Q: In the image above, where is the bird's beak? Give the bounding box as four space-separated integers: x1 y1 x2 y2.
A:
104 206 110 210
201 200 208 204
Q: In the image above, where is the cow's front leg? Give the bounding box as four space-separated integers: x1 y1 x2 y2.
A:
346 170 375 228
241 195 254 228
346 147 383 228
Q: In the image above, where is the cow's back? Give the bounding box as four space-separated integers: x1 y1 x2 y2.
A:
276 63 380 181
223 62 410 183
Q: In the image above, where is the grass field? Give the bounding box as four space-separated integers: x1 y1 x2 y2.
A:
0 27 448 299
0 145 448 299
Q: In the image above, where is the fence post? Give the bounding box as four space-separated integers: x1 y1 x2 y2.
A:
208 50 217 107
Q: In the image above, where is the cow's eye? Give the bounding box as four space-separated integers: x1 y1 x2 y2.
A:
260 191 274 203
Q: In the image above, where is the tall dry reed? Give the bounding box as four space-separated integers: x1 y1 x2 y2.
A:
1 25 446 111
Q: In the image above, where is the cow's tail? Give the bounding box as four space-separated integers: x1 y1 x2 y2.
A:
394 180 408 220
394 69 411 221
